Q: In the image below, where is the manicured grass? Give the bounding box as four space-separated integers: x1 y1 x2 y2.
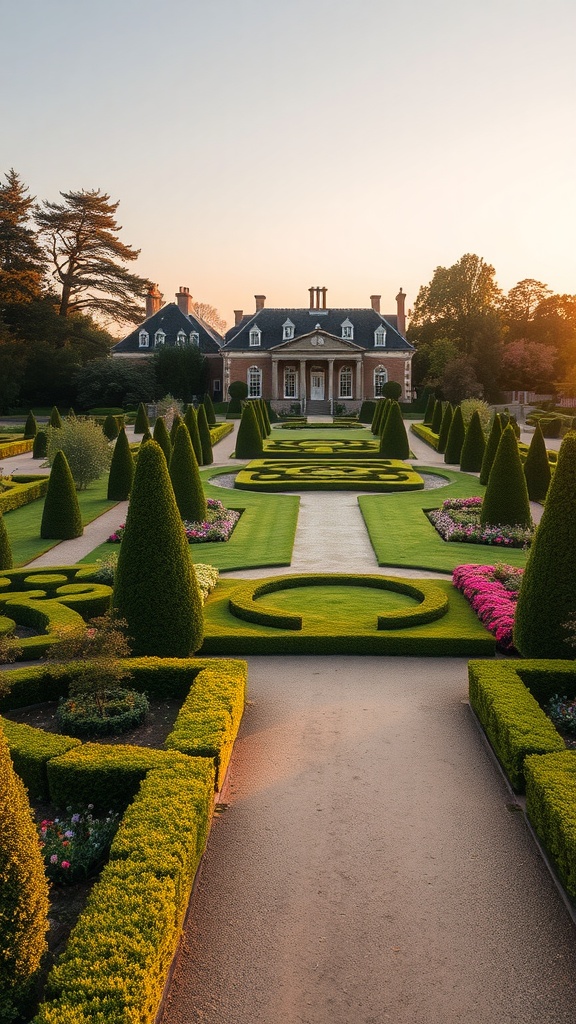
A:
3 473 119 566
359 467 529 573
234 459 423 492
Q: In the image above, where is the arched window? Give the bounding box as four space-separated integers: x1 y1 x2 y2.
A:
339 365 353 399
284 365 298 399
249 326 261 347
374 365 388 397
247 365 262 398
176 330 187 347
138 330 149 348
154 330 166 347
374 326 386 347
189 331 199 346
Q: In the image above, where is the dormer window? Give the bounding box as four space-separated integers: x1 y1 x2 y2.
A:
176 330 187 347
374 326 386 347
138 330 149 349
341 318 354 340
154 330 166 347
282 319 295 341
189 331 199 346
249 326 261 347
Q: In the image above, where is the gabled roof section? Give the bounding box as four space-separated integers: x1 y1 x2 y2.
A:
223 307 413 352
113 303 223 355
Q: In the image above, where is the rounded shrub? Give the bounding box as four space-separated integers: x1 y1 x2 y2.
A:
152 416 172 465
523 421 551 503
423 394 436 427
358 400 376 424
103 413 119 441
169 412 184 446
444 405 465 464
235 402 264 458
40 449 83 539
49 405 63 428
379 401 409 459
134 402 149 435
202 393 217 426
184 405 203 465
514 431 576 658
32 429 47 459
459 410 486 472
0 512 13 570
437 403 453 455
431 399 443 435
479 414 502 485
197 403 214 465
47 417 112 490
107 427 134 501
381 380 403 400
480 425 532 529
169 423 207 522
23 411 37 439
113 440 204 657
228 380 248 417
0 725 49 1024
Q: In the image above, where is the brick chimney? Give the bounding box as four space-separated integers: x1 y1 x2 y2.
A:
370 295 381 314
396 288 406 336
255 295 266 311
146 283 163 318
176 286 193 316
234 310 244 326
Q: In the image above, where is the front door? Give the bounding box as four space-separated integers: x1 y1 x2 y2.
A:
310 371 325 401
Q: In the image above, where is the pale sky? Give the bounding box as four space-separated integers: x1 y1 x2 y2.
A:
3 0 576 330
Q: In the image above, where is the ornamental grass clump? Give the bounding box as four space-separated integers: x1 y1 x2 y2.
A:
153 415 172 465
480 425 532 530
437 403 453 454
236 402 263 458
514 431 576 658
40 449 83 539
459 410 486 472
197 403 214 465
23 411 37 439
0 510 13 570
444 405 465 464
113 440 204 657
184 405 203 465
480 414 502 485
523 421 551 502
379 402 409 458
170 422 207 523
107 426 134 501
47 416 112 489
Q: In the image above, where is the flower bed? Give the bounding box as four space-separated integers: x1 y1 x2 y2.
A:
428 497 533 548
108 498 240 545
452 562 523 650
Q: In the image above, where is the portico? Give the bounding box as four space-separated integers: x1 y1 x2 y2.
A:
271 331 364 413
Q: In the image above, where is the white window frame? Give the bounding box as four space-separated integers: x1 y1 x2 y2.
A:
341 318 354 340
374 365 388 397
189 331 199 345
176 330 187 347
138 330 149 349
247 365 262 398
284 366 298 399
339 365 353 399
213 378 221 394
374 327 386 347
249 327 261 347
154 330 166 347
282 319 295 341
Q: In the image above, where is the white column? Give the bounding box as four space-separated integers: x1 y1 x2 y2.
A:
328 359 334 402
356 358 363 400
272 358 279 400
299 359 306 413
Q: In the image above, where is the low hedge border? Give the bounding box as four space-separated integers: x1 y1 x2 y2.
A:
210 422 234 445
262 439 381 457
0 438 34 458
410 423 440 449
234 459 423 493
0 475 50 513
468 660 567 792
525 751 576 903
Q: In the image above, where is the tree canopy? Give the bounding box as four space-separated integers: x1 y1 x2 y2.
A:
0 168 45 304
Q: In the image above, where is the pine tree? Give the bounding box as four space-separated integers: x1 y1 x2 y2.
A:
49 406 63 429
103 413 119 441
459 410 486 472
235 402 264 458
40 450 83 539
107 426 134 501
437 403 453 454
134 402 149 435
430 399 443 435
32 430 47 459
0 168 45 305
202 393 217 426
0 725 49 1023
379 402 410 459
523 421 551 503
0 511 13 570
170 423 207 522
514 431 576 658
169 412 184 446
152 416 172 465
113 440 204 657
23 412 37 440
184 405 203 465
480 425 532 529
197 403 213 465
444 405 465 464
479 414 503 485
423 394 436 426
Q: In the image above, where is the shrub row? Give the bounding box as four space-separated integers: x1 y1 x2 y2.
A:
525 751 576 902
0 438 34 458
210 422 234 445
410 423 440 449
0 475 49 514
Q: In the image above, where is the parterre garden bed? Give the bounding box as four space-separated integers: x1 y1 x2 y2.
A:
234 459 424 492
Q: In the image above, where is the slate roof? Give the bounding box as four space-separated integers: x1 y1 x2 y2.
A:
113 303 223 355
223 307 414 352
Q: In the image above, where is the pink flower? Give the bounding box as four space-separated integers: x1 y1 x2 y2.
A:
61 861 70 869
50 854 58 864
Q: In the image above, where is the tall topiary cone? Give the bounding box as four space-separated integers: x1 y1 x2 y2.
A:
0 724 49 1024
49 406 63 429
113 440 203 657
197 403 213 465
437 403 453 454
32 430 47 459
235 402 263 458
379 402 410 459
40 450 83 539
253 399 267 439
423 394 435 426
134 402 149 434
514 431 576 658
184 405 203 466
459 410 486 472
103 413 119 441
479 414 502 485
169 412 184 446
0 511 13 570
153 416 172 465
23 412 37 439
203 393 217 426
378 400 392 437
141 425 153 444
480 425 532 528
430 399 443 435
444 405 465 464
261 399 271 435
371 400 384 434
107 426 134 501
523 421 551 503
170 423 207 522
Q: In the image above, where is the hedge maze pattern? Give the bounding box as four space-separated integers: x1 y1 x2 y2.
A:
234 459 424 492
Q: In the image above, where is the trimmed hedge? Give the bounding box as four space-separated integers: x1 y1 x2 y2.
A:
0 511 12 570
40 451 83 540
423 394 435 426
437 403 453 455
210 422 234 445
444 405 465 464
23 412 38 440
133 402 149 434
480 425 532 530
0 438 34 458
197 404 213 466
184 405 203 465
379 401 410 459
107 427 134 501
479 414 502 486
430 399 443 435
235 402 263 459
358 400 376 424
0 475 49 514
234 459 424 492
523 421 551 502
152 416 172 465
32 430 47 459
459 410 485 473
103 414 119 441
410 422 439 450
0 718 81 802
525 751 576 901
169 423 207 523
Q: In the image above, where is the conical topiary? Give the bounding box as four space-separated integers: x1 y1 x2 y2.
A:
358 400 376 425
0 512 13 570
430 399 443 435
113 440 204 657
202 393 217 426
23 412 37 439
261 399 271 436
170 423 207 523
184 405 203 466
134 402 149 435
523 421 551 503
197 403 213 465
169 412 184 446
32 429 47 459
141 426 153 444
107 427 134 501
437 403 453 454
444 405 465 464
459 410 486 473
40 450 83 539
378 400 392 437
235 402 264 458
103 413 119 441
480 425 532 529
49 406 63 429
371 400 384 434
153 416 172 465
0 725 49 1023
379 401 410 459
514 431 576 658
423 394 436 427
253 399 266 440
265 400 279 423
479 414 503 485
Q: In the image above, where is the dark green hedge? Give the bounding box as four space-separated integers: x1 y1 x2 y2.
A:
525 751 576 901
